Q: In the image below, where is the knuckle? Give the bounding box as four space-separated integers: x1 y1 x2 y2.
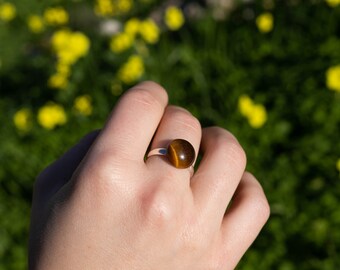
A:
213 129 247 168
243 173 271 223
253 195 271 223
140 188 175 227
85 150 118 179
167 106 201 133
79 150 127 193
126 84 166 111
228 141 247 168
138 80 166 93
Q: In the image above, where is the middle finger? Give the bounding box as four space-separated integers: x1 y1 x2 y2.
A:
191 127 247 224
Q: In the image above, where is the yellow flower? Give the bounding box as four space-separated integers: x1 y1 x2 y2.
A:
51 29 90 65
124 18 140 38
48 73 68 89
336 158 340 171
238 95 267 128
139 19 160 44
50 29 88 88
165 6 185 31
256 12 274 33
247 104 267 128
0 2 16 22
56 62 71 76
68 32 91 58
37 103 67 130
326 65 340 92
110 32 133 53
118 55 144 84
13 108 32 132
94 0 132 17
27 15 45 33
51 29 71 51
94 0 133 17
74 95 93 116
58 51 79 65
117 0 132 13
43 7 69 26
238 95 254 118
325 0 340 7
94 0 114 17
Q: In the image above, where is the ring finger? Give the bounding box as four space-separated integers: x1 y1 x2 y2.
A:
146 105 201 180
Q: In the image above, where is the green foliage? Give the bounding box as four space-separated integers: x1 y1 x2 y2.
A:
0 0 340 269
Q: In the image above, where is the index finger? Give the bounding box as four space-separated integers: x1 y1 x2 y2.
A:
92 81 168 161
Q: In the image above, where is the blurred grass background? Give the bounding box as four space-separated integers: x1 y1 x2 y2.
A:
1 0 340 269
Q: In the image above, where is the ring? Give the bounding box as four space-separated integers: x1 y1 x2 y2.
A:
147 139 196 169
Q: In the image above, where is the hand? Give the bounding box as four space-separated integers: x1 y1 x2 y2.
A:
29 81 270 270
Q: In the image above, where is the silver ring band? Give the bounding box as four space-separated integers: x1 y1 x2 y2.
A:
146 139 196 169
147 148 168 157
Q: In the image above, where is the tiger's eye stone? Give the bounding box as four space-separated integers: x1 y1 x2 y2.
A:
167 139 195 169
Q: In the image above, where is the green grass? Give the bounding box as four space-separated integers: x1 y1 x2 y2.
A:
0 0 340 269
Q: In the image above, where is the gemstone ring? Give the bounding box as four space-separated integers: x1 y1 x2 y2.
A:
147 139 196 169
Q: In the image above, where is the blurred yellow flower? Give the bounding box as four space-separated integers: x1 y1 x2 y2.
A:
13 108 32 132
57 51 77 66
165 6 185 31
118 55 144 84
110 32 133 53
256 12 274 33
325 0 340 7
248 104 267 128
27 15 45 33
125 18 140 37
56 62 71 76
37 103 67 130
95 0 114 16
68 32 91 59
238 95 267 128
326 65 340 92
95 0 132 17
49 30 90 89
74 95 93 116
117 0 132 13
238 95 254 118
336 158 340 170
44 7 69 26
48 73 68 89
51 29 90 65
0 2 16 22
51 29 70 51
139 19 160 44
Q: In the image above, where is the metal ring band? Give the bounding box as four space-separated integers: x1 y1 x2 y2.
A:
146 139 196 169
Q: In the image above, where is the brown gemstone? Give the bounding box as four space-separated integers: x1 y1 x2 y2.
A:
167 139 195 169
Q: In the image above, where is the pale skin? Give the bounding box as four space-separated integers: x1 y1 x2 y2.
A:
29 81 270 270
